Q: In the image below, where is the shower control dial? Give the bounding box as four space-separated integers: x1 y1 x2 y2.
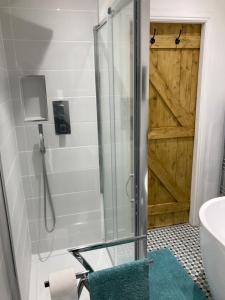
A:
53 100 71 135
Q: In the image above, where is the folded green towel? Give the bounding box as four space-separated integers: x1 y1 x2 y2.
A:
88 258 150 300
149 249 207 300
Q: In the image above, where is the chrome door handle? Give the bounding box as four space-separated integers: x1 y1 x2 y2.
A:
126 173 134 202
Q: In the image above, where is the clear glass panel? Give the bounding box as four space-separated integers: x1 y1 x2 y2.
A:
95 0 135 265
96 23 116 243
111 0 135 265
112 0 134 239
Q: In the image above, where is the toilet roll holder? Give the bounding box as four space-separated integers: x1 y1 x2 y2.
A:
44 270 90 298
44 235 147 299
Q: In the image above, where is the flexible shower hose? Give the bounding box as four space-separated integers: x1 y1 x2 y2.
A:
41 151 56 233
38 127 56 262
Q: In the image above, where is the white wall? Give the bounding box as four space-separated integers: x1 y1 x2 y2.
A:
151 0 225 223
0 17 31 300
0 0 102 253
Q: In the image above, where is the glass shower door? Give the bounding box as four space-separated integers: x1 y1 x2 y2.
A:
94 0 149 264
109 1 136 264
94 20 117 243
111 0 135 240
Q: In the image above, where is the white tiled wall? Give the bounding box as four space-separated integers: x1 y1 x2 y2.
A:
0 17 31 300
0 0 102 254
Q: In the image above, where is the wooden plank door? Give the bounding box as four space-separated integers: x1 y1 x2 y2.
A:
148 23 201 228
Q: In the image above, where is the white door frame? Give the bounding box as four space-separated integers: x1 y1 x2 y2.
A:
149 14 211 226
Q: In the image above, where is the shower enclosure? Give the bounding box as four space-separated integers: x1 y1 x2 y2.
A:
0 0 149 299
94 0 149 263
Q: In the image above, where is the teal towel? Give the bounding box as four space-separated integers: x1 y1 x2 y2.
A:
88 258 150 300
148 249 207 300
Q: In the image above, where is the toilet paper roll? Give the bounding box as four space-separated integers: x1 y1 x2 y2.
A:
49 268 78 300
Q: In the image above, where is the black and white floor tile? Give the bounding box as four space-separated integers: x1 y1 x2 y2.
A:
147 223 212 299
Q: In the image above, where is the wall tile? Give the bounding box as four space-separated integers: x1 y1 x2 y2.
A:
4 8 97 41
0 259 11 300
0 115 15 147
16 122 98 151
1 39 16 69
1 129 18 181
17 227 31 300
5 158 23 219
0 69 10 103
29 210 101 241
48 98 97 122
5 39 94 70
27 190 100 220
10 195 26 250
22 169 100 199
20 146 99 176
9 69 96 99
0 30 7 69
45 70 96 98
0 100 13 124
31 218 102 254
0 0 98 10
0 8 12 39
12 96 97 126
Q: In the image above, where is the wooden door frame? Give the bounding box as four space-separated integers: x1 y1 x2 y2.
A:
149 14 211 226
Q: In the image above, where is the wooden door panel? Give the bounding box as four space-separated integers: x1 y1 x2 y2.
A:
149 156 187 203
150 35 200 49
149 127 194 140
148 23 201 228
150 202 190 215
180 50 193 110
149 171 177 205
150 65 192 127
150 85 179 128
149 211 190 228
190 50 200 114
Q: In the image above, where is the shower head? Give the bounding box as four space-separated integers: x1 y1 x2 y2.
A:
38 123 43 135
38 124 46 154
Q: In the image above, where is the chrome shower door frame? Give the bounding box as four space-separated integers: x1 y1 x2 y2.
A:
94 0 149 260
133 0 149 259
